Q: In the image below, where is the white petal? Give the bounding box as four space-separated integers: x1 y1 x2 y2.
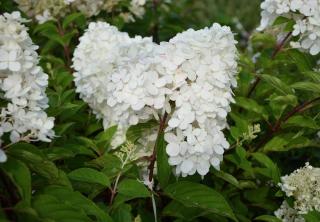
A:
166 143 180 156
210 157 220 166
310 43 320 55
180 159 194 174
164 133 178 143
9 62 21 71
0 149 7 163
168 118 180 128
213 145 224 155
197 161 210 176
0 62 8 70
131 100 144 111
168 156 182 165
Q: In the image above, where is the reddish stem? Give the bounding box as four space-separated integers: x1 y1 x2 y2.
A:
57 21 73 73
148 112 168 182
257 96 320 149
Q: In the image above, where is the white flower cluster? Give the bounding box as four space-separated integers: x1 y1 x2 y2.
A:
14 0 147 24
274 201 305 222
163 26 237 176
279 163 320 214
274 163 320 221
73 22 237 177
0 12 54 161
257 0 320 55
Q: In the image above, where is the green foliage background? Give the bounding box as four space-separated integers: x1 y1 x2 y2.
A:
1 0 320 222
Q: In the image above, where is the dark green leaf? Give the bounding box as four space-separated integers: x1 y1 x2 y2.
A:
111 204 132 222
95 125 117 152
272 16 291 26
68 168 110 187
1 157 31 204
284 115 319 129
252 153 281 183
287 49 313 71
34 186 113 222
62 12 85 29
156 133 171 188
291 82 320 94
302 71 320 83
126 120 157 143
259 74 294 96
212 169 240 188
117 179 150 198
303 211 320 222
235 97 268 119
255 215 282 222
263 133 312 152
162 201 208 221
164 181 237 221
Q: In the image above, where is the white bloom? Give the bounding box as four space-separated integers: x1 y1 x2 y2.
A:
129 0 146 18
274 201 305 222
0 12 54 153
162 24 237 176
258 0 320 55
0 149 7 163
279 163 320 214
73 22 237 177
35 10 53 24
14 0 147 24
64 0 76 4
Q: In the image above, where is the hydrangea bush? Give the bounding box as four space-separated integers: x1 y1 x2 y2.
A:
0 0 320 222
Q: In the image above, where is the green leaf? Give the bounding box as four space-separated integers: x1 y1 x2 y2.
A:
111 204 132 222
62 12 85 29
7 143 70 186
68 168 110 187
45 145 95 161
95 125 117 152
259 74 294 96
284 115 319 129
269 95 297 106
302 71 320 83
88 154 122 177
41 32 65 47
164 181 238 221
34 186 113 222
55 122 75 136
291 82 320 94
162 201 208 221
255 215 282 222
1 157 31 204
117 179 150 198
229 113 250 140
243 187 269 204
263 133 312 152
33 21 57 34
251 33 276 48
33 194 91 222
272 16 291 26
235 97 268 119
126 120 158 143
268 94 298 119
303 211 320 222
76 136 100 154
287 49 313 72
156 133 171 188
262 135 289 152
212 169 240 188
252 153 281 183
